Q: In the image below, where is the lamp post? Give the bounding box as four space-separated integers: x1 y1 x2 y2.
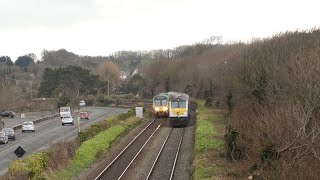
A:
77 115 81 133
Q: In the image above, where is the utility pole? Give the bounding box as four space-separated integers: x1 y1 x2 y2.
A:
30 81 32 99
107 73 110 97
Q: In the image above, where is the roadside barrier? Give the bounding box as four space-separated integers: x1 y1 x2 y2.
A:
12 113 60 130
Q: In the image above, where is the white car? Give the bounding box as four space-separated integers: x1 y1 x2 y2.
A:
79 100 86 107
62 115 74 126
60 107 72 118
0 130 8 144
22 121 35 132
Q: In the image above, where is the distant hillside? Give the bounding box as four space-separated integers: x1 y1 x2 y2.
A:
40 37 220 71
41 49 107 69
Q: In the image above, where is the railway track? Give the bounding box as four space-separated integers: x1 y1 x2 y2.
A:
94 118 163 180
146 127 185 180
94 118 186 180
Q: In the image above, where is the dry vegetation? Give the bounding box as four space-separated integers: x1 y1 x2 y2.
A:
141 29 320 179
226 30 320 179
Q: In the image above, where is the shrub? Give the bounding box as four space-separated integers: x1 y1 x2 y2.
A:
204 97 213 107
226 91 233 112
97 95 113 106
47 140 79 170
225 125 238 160
9 151 49 180
78 109 134 144
84 98 94 106
117 108 135 120
260 142 279 165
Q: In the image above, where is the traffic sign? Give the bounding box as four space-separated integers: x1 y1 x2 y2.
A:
14 146 26 158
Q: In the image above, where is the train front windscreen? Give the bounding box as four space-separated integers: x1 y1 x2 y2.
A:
170 100 186 108
154 98 168 106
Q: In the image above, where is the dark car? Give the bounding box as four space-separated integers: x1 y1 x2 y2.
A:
0 111 15 118
2 128 15 140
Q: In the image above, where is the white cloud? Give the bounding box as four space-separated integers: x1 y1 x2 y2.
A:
0 0 319 60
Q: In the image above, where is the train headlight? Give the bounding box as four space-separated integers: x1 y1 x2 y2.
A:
155 107 160 111
163 107 168 111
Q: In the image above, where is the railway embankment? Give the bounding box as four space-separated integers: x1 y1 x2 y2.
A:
193 101 226 179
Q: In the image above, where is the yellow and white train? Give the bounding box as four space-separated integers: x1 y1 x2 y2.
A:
167 92 190 126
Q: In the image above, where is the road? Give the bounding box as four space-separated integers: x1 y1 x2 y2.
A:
2 111 54 128
0 107 128 176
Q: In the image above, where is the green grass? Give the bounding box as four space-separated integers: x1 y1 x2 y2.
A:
194 101 225 179
195 166 221 180
51 117 140 180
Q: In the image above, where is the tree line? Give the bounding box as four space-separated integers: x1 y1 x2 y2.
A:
120 30 320 179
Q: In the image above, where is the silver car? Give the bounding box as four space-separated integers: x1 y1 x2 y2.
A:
22 121 35 132
2 128 15 140
0 130 8 144
62 115 74 126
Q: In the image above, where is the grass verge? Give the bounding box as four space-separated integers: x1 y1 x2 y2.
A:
194 101 225 179
48 116 141 180
6 109 142 180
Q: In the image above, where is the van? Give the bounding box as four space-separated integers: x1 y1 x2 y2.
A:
59 107 72 118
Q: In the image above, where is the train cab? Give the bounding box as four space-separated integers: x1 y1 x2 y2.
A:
153 93 170 118
168 92 190 126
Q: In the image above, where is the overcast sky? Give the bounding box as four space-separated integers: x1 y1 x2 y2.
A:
0 0 319 60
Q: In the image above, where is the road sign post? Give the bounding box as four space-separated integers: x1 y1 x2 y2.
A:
14 146 26 158
77 116 80 133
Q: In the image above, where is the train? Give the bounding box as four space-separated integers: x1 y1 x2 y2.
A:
167 92 190 126
152 93 170 118
152 92 190 126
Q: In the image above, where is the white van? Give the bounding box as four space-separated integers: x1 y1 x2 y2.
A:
59 107 72 118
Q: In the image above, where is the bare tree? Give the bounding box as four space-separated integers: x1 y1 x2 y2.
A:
97 61 120 96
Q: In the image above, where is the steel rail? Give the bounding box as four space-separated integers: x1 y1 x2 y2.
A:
169 128 185 180
117 122 164 180
94 118 158 180
145 128 173 180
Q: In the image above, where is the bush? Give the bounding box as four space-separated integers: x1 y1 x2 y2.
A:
225 125 238 160
97 95 113 106
227 30 320 178
260 142 279 165
117 108 135 120
47 141 79 170
78 109 135 144
204 97 213 107
9 151 49 180
84 98 94 106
